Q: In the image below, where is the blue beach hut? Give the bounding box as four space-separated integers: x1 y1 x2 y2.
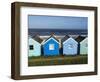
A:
28 35 43 57
42 35 59 56
62 35 78 55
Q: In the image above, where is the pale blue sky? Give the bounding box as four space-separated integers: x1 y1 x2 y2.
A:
28 15 88 30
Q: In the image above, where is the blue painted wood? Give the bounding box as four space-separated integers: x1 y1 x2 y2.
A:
43 37 59 56
63 38 78 55
28 37 41 57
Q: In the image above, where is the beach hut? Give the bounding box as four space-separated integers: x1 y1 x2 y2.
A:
75 35 86 55
42 35 59 56
80 37 88 55
28 35 43 57
62 35 78 55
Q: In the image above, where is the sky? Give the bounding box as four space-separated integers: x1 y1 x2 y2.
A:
28 15 88 30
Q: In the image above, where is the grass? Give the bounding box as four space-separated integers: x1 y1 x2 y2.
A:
28 55 88 66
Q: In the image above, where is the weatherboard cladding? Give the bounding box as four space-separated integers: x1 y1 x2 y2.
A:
42 35 59 56
28 34 87 56
80 37 88 55
62 36 78 55
75 36 86 55
28 36 41 57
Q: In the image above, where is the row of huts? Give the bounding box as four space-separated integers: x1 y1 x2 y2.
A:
28 35 88 57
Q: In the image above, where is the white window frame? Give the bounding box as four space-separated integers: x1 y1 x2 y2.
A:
49 44 55 50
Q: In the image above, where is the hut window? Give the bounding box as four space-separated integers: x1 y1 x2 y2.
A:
68 44 74 49
29 45 34 50
49 44 55 50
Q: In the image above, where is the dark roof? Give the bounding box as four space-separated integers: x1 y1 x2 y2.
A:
75 35 86 42
32 35 43 43
45 34 59 43
69 35 79 39
61 35 70 42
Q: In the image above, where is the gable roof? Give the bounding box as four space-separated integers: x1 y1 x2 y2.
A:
63 37 78 45
69 35 79 39
75 35 86 42
80 37 88 43
32 35 43 43
43 34 59 44
61 35 70 42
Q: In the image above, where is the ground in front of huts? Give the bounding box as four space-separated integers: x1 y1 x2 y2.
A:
28 55 88 66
